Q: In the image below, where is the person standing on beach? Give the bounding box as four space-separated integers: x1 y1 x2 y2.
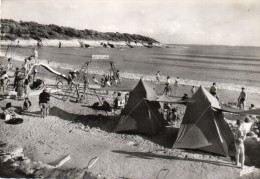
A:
156 71 161 84
24 79 30 98
175 77 179 86
13 68 20 88
23 97 32 111
191 86 196 95
33 48 39 63
0 71 9 92
39 88 50 118
237 87 247 110
234 117 252 168
16 78 24 100
210 82 219 100
82 73 89 100
234 119 246 168
7 58 13 71
164 76 172 96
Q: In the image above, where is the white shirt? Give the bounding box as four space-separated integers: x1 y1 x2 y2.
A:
34 50 38 58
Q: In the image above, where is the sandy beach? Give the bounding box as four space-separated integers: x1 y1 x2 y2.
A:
1 64 260 178
2 0 260 178
1 42 260 178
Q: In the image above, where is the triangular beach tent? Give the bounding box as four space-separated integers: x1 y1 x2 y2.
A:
114 79 168 136
173 86 234 156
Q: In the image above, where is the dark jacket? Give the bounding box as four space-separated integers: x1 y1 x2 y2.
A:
39 91 50 104
23 100 32 110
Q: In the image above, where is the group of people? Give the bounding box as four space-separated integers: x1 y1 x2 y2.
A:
163 103 180 122
92 70 122 88
1 87 50 122
209 82 250 110
157 71 251 111
162 75 180 96
91 92 128 112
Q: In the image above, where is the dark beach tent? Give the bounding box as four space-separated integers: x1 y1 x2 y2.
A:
173 86 234 156
114 79 168 136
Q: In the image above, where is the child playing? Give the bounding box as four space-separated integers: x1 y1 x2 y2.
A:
23 97 32 111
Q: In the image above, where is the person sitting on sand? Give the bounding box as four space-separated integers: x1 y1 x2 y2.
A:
101 78 105 87
103 75 111 87
102 97 112 111
39 88 50 118
23 97 32 111
210 82 219 100
249 104 256 110
156 71 161 84
181 94 189 101
181 94 189 105
171 108 179 123
191 86 196 95
114 92 125 109
2 102 19 121
237 87 247 110
163 102 171 120
0 63 4 71
106 79 111 87
125 93 129 104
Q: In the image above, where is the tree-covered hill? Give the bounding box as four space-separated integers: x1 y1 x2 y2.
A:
0 19 158 44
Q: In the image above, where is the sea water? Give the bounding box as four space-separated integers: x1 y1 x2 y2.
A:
1 45 260 93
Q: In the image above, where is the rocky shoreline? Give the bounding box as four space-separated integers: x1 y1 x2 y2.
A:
0 39 162 48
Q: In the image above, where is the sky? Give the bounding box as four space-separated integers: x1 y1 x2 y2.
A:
1 0 260 46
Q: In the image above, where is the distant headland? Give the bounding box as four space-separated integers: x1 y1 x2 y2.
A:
0 19 161 48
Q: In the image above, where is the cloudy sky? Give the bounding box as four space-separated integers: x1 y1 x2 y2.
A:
1 0 260 46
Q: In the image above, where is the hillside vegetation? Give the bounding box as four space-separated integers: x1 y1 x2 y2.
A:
0 19 158 44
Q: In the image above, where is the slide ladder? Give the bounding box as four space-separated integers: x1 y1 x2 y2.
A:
62 61 90 101
109 61 118 80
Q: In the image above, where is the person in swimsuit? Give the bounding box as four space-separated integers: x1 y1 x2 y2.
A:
237 87 247 110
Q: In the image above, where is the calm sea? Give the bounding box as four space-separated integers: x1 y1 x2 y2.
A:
3 45 260 87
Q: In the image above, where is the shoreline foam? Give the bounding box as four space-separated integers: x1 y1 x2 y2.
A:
2 52 260 94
